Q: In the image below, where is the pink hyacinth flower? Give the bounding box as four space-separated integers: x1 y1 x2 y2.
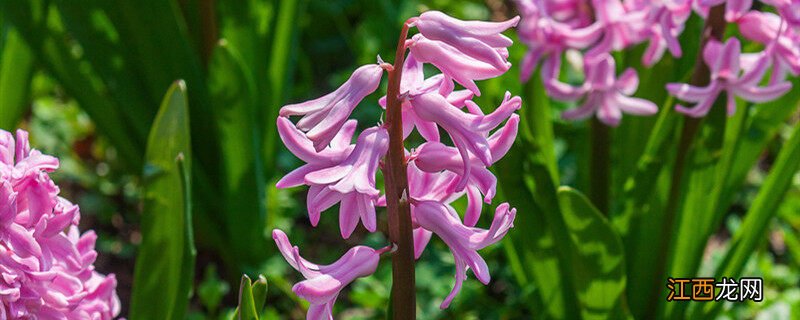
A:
413 200 516 309
378 53 474 142
515 0 603 81
548 54 658 126
585 0 648 62
667 38 792 117
738 11 800 81
413 11 519 71
0 129 119 319
409 34 509 96
410 91 521 189
304 126 389 239
376 163 474 259
763 0 800 27
275 116 355 189
412 113 520 204
406 164 463 258
273 230 387 320
280 64 384 152
639 0 692 65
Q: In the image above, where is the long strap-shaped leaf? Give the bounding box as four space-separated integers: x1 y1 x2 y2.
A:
0 0 141 169
0 28 34 130
208 41 269 270
130 81 196 320
697 121 800 318
497 73 581 319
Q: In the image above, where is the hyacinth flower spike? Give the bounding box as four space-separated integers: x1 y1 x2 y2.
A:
668 38 792 117
279 63 384 151
303 126 389 238
0 129 119 319
413 200 516 309
273 10 521 318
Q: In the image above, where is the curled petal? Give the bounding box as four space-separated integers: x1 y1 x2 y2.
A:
732 81 792 102
272 229 383 318
410 35 508 96
416 11 519 70
613 94 658 116
276 116 353 165
413 200 516 308
280 64 383 151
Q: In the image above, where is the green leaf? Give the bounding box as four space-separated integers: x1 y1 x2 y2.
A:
52 2 155 140
251 275 269 313
0 28 34 130
496 74 580 319
708 77 800 229
0 0 142 169
130 81 195 320
262 0 305 179
208 39 268 270
667 78 800 319
557 187 630 320
497 152 574 319
700 121 800 318
234 275 260 320
611 94 680 319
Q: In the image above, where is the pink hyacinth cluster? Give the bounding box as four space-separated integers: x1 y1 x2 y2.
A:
274 11 520 319
668 0 797 117
0 130 120 319
516 0 798 124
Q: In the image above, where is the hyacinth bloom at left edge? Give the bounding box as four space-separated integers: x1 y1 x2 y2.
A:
0 129 120 319
273 10 521 319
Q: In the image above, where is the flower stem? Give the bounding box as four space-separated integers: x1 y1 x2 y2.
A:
384 20 415 319
644 4 726 317
589 118 611 214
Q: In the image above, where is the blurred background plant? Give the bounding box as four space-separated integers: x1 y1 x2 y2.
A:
0 0 797 319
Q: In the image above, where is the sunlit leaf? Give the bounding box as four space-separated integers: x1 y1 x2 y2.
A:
130 81 195 320
0 28 34 130
558 187 630 320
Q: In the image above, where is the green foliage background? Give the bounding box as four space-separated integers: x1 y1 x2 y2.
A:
0 0 798 319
